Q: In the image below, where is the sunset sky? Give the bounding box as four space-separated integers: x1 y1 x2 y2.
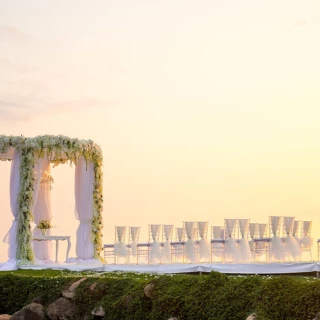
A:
1 0 320 261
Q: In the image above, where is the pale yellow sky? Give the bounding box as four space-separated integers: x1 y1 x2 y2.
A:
1 0 320 261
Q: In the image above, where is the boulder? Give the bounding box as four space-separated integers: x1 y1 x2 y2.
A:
0 315 11 320
91 306 105 317
62 277 87 299
47 297 75 320
89 282 97 292
144 283 155 299
10 302 45 320
246 314 257 320
312 312 320 320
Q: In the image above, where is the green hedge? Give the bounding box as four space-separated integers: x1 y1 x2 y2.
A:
1 270 320 320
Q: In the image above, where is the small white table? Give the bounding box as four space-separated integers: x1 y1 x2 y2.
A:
33 235 71 263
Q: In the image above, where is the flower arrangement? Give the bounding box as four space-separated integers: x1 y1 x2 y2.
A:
37 219 54 230
0 134 104 264
40 171 54 190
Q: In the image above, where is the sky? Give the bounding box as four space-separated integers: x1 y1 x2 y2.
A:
1 0 320 261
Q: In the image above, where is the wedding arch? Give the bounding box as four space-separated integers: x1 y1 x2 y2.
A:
0 135 103 265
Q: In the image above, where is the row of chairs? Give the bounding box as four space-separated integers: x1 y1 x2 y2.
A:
104 217 313 265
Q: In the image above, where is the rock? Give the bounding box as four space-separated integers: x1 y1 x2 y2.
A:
32 296 43 304
62 277 87 299
89 282 97 292
0 315 11 320
144 283 155 299
246 314 257 320
312 312 320 320
47 297 75 320
10 302 45 320
91 306 105 316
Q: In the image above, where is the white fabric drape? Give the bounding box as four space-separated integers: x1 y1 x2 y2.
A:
149 224 161 263
3 151 21 260
293 221 300 237
184 222 196 263
130 227 140 257
302 221 313 248
249 223 257 257
0 147 14 160
283 217 301 260
114 226 128 257
74 156 95 259
212 226 222 239
176 227 185 241
161 225 173 264
238 219 252 262
270 216 284 261
33 159 52 261
258 224 267 238
224 219 238 262
197 221 210 261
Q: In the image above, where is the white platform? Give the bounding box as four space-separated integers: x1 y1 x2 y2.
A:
4 261 320 274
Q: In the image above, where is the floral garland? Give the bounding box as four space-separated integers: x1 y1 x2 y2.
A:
0 135 104 263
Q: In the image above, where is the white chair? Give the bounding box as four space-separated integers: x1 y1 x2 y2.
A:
128 226 140 264
148 224 161 264
283 217 301 261
255 223 269 262
249 223 257 261
211 226 225 262
238 219 252 263
224 219 238 263
301 221 313 261
184 221 197 263
171 227 185 263
114 226 128 264
197 221 210 262
269 216 284 262
162 225 173 264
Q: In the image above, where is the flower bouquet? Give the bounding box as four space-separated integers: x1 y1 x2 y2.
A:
37 219 55 235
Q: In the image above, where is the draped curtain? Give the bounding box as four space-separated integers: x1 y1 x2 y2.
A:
3 151 21 260
33 159 52 261
74 156 95 259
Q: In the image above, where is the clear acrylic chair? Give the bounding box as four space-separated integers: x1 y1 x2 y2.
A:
171 227 185 263
301 221 313 261
148 224 161 264
184 221 197 263
238 219 252 263
211 226 225 262
197 221 210 263
114 226 128 264
255 223 269 262
128 226 140 264
283 217 301 261
224 219 238 263
162 224 173 264
249 223 257 261
269 216 284 262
